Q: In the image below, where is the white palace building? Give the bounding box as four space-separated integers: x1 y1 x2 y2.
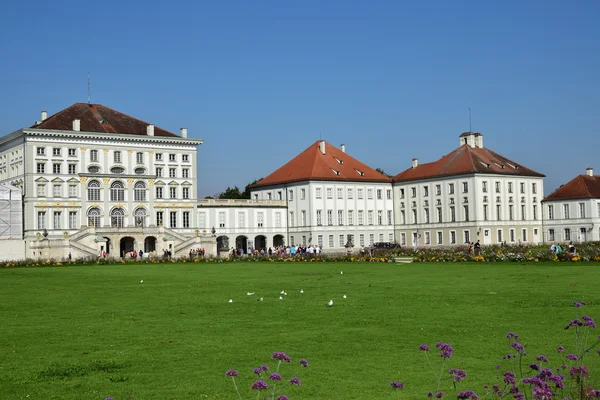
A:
0 102 596 260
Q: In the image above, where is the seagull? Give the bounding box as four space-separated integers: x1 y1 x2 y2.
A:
283 292 287 295
140 280 144 284
343 295 347 299
258 297 263 302
279 296 283 300
247 292 255 296
280 290 285 294
299 289 304 294
228 299 233 303
340 271 343 275
327 300 334 307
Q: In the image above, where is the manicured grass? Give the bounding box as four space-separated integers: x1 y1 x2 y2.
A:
1 261 600 399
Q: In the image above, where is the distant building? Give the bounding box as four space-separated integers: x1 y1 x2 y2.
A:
392 132 545 247
250 140 394 249
542 168 600 243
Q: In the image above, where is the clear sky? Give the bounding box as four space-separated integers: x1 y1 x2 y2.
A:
1 0 598 197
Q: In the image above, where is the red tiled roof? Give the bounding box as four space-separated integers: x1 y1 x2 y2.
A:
251 140 391 188
543 174 600 201
30 103 179 137
392 144 545 182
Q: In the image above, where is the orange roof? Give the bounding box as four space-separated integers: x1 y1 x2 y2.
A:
31 103 179 137
251 140 391 188
543 174 600 201
392 144 545 182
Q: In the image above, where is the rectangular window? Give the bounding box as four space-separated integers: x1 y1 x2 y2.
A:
136 152 143 164
339 235 345 247
359 234 365 246
68 164 76 174
369 233 374 245
67 148 76 157
483 204 488 221
302 235 307 246
510 229 515 243
169 168 176 178
548 205 554 220
358 189 364 199
238 212 245 228
53 164 61 174
301 188 306 200
424 208 430 223
169 211 177 228
90 150 98 162
423 186 429 197
156 167 163 177
316 210 322 226
495 181 500 193
548 229 555 241
521 204 526 220
324 188 331 199
277 191 282 200
508 182 513 193
290 236 295 246
181 211 189 228
37 211 46 229
169 187 177 199
358 210 364 225
377 210 383 225
289 190 294 201
69 211 77 229
376 189 382 199
379 233 384 242
533 205 538 220
199 212 206 228
368 210 374 225
522 228 527 242
327 210 333 225
436 207 442 223
337 188 343 199
53 211 61 229
532 183 537 194
169 154 176 162
348 210 354 225
400 232 407 246
412 209 417 224
401 210 405 224
564 228 571 241
434 185 440 195
37 163 45 174
182 187 189 199
328 235 334 248
464 205 469 222
53 184 61 197
449 183 455 195
387 210 392 225
219 211 225 228
156 211 164 226
367 189 373 199
156 153 163 161
317 235 323 247
386 189 391 200
37 184 46 197
37 147 45 155
182 154 189 162
114 151 121 163
68 184 77 198
437 231 442 245
275 212 281 227
520 182 525 194
289 211 294 227
450 206 456 222
482 181 488 193
462 182 468 193
53 147 61 156
399 188 405 198
338 210 344 225
464 230 470 243
579 203 586 218
315 188 321 199
301 210 306 226
563 204 570 219
411 187 416 198
257 212 264 227
497 229 503 243
182 169 189 178
425 232 431 245
156 187 163 199
450 231 456 244
496 204 501 221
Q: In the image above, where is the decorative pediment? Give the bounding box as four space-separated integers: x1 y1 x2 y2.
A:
155 180 165 186
181 181 192 186
168 181 179 186
51 177 65 183
67 178 80 183
35 177 48 183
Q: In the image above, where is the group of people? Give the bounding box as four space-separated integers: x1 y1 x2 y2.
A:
550 241 576 255
465 240 482 255
188 248 207 258
229 244 324 257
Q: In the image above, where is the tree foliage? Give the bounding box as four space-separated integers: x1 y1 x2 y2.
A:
375 168 393 178
216 178 264 199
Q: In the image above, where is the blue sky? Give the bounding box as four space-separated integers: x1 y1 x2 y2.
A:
1 0 598 197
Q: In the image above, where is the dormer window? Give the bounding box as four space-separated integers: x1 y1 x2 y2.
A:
331 168 340 176
355 169 365 176
334 157 343 165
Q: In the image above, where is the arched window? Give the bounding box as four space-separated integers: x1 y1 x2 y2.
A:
110 181 124 202
134 208 147 227
88 180 100 201
88 207 101 227
111 208 125 228
134 181 146 202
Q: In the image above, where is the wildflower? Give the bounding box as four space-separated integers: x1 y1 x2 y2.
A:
565 319 583 330
510 342 526 355
225 369 238 377
261 365 269 371
456 389 479 399
253 367 262 375
570 365 589 378
506 332 519 340
582 316 597 328
428 392 434 397
436 392 444 398
566 354 579 361
549 374 565 389
503 354 515 359
436 342 454 358
419 344 430 351
289 377 301 386
573 301 587 307
449 368 467 382
504 371 516 384
529 363 540 371
272 352 291 363
299 359 309 367
536 355 549 363
269 373 283 381
277 396 289 400
557 346 565 353
251 380 269 390
390 381 404 389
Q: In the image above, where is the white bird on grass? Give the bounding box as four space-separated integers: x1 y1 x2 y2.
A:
258 297 263 302
140 280 144 284
279 296 283 300
343 295 347 299
283 292 287 295
280 290 285 294
228 299 233 303
340 271 343 275
299 289 304 294
327 300 333 307
247 292 255 296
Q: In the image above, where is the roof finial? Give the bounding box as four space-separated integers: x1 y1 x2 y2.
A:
87 72 91 104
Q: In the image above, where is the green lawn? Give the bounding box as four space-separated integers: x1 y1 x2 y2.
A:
1 261 600 399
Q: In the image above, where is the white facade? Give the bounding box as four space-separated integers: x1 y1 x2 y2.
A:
251 180 395 249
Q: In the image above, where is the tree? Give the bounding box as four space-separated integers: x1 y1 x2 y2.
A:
218 186 243 199
243 178 263 199
376 168 393 178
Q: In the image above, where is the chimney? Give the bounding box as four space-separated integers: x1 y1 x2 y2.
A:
147 125 155 136
319 140 326 155
586 167 594 176
73 119 80 131
41 111 47 121
180 128 188 138
412 158 418 168
341 144 346 153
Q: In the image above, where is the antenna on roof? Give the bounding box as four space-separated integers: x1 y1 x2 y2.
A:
468 108 472 133
87 72 91 104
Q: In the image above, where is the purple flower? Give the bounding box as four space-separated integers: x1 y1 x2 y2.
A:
289 377 301 386
573 301 587 307
509 385 519 394
492 384 500 393
557 346 565 353
260 364 269 371
105 398 114 400
456 389 479 399
436 342 454 358
277 396 289 400
390 381 404 389
251 380 268 390
428 392 434 397
299 359 309 367
253 367 262 375
513 393 524 400
566 354 579 361
549 374 565 389
272 352 291 363
529 363 540 371
269 373 283 381
510 342 526 355
503 354 515 359
570 365 589 377
436 392 444 398
506 332 519 340
536 355 549 363
449 368 467 382
503 371 516 385
537 368 554 380
583 316 597 328
420 344 430 351
225 369 238 377
565 319 583 330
